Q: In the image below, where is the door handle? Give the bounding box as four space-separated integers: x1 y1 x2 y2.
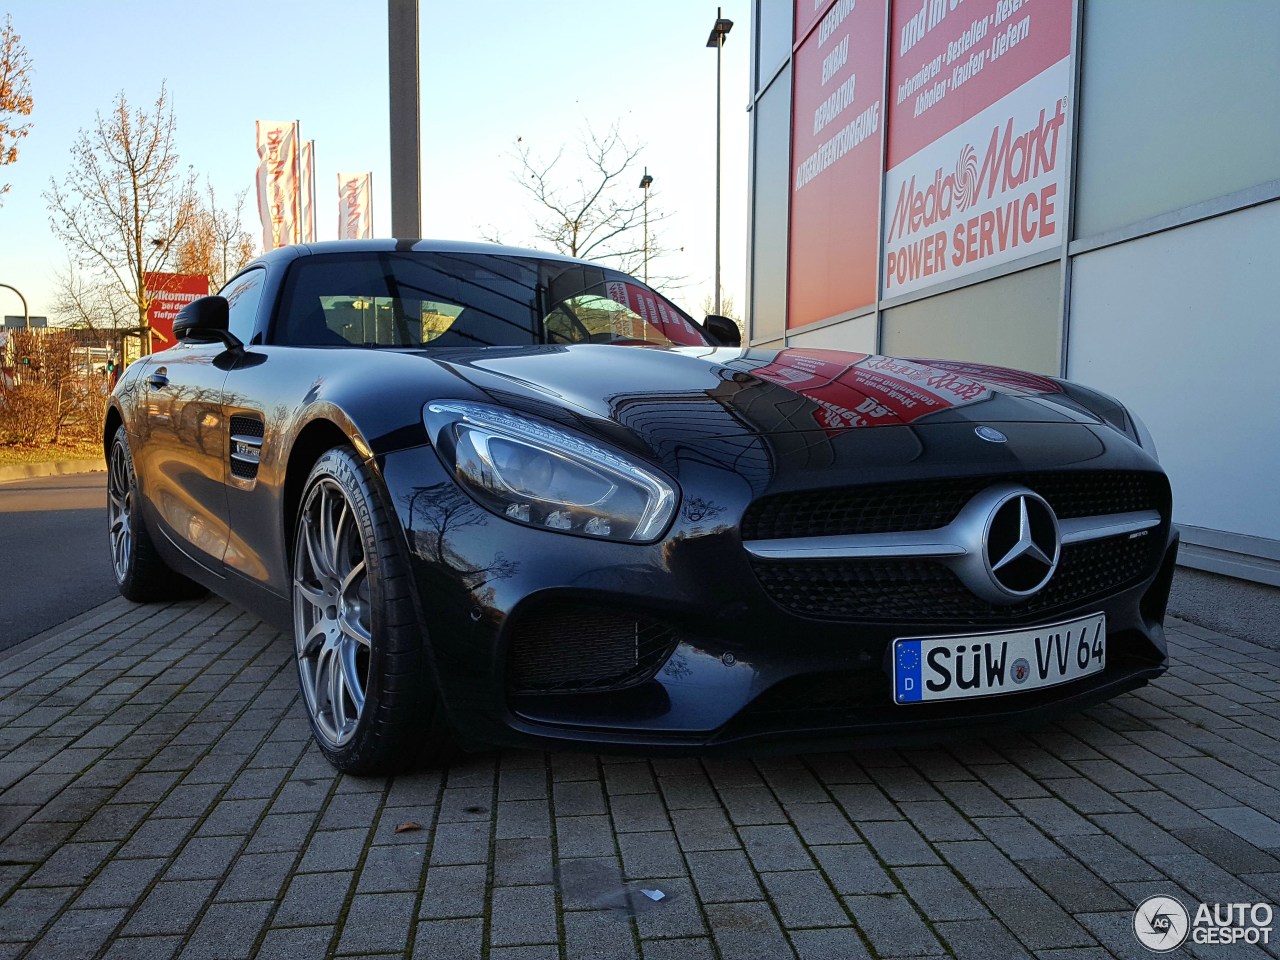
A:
148 372 169 389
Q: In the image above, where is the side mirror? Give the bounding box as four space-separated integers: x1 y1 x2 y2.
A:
173 296 241 350
703 314 741 347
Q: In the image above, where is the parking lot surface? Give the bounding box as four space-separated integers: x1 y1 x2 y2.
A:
1 596 1278 959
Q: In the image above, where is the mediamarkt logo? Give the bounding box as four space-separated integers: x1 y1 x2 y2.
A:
887 98 1066 243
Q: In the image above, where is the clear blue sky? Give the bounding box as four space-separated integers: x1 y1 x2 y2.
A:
0 0 750 322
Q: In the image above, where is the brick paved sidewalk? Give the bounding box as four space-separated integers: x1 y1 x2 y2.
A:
1 598 1279 960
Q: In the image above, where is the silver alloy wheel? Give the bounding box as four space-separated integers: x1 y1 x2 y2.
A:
107 442 133 582
293 477 372 747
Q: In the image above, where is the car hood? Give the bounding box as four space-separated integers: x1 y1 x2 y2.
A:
425 344 1104 437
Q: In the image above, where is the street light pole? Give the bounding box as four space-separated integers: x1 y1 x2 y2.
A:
0 282 30 330
639 169 654 285
706 9 733 317
388 0 422 238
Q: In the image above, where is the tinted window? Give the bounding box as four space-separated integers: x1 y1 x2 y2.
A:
546 282 709 346
273 251 709 349
218 269 267 344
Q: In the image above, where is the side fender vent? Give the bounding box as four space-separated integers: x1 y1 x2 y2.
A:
229 415 265 480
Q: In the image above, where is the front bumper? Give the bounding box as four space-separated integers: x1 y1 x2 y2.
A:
379 442 1177 755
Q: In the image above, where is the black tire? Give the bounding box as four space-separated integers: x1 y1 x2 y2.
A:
107 425 207 603
291 446 456 775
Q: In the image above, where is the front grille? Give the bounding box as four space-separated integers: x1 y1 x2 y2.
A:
507 603 678 695
741 470 1167 541
751 532 1162 623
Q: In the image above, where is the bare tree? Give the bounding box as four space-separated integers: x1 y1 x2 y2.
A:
488 123 675 279
700 291 738 321
0 13 34 204
51 261 134 333
44 83 197 341
173 180 256 290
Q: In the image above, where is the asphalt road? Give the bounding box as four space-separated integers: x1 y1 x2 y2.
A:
0 471 117 651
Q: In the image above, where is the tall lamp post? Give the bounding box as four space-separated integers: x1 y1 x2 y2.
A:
705 8 733 316
639 168 654 285
0 282 30 330
388 0 422 238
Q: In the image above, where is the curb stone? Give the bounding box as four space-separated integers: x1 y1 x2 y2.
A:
0 457 105 483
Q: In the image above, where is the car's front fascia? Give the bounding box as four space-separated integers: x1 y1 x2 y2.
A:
374 378 1177 756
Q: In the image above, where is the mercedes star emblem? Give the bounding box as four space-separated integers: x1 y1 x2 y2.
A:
984 490 1060 598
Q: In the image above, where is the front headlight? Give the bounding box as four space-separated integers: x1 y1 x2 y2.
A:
423 401 678 543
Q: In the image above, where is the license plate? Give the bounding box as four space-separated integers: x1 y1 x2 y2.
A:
893 612 1106 704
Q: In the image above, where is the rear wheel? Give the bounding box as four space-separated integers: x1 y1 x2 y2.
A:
107 425 206 603
292 447 455 774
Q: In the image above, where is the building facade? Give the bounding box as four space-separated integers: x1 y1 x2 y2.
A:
745 0 1280 585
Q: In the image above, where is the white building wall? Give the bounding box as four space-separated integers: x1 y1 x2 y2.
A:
1068 200 1280 572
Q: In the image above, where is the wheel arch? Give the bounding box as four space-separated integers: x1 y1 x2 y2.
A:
282 418 353 561
103 404 124 460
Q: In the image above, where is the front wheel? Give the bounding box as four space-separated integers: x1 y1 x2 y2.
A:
107 425 206 603
292 447 455 774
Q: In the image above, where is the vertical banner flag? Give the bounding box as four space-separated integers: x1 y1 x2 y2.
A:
299 140 316 243
144 273 210 352
787 0 889 327
881 0 1072 299
337 173 373 240
255 120 301 250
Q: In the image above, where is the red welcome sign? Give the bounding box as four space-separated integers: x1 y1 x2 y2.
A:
145 272 210 352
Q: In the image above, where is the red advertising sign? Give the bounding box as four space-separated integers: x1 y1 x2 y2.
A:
793 0 829 47
881 0 1072 299
787 0 888 328
145 272 209 352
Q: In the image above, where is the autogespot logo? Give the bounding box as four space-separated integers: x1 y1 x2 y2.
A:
1133 897 1275 950
1134 896 1189 952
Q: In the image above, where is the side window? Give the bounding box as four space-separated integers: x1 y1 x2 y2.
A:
219 270 267 344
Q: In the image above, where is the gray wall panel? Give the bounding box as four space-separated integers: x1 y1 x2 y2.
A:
787 313 877 353
880 264 1060 374
755 0 792 93
749 63 792 343
1075 0 1280 238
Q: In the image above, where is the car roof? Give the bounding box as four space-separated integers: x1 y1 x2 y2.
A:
247 238 594 271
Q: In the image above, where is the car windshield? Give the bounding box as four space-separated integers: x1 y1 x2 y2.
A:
272 250 711 349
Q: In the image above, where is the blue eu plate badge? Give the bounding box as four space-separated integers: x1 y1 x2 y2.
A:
895 641 923 703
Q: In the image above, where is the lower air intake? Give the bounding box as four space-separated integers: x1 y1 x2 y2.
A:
507 602 678 695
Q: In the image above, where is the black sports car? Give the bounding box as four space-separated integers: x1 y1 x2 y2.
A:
104 240 1177 774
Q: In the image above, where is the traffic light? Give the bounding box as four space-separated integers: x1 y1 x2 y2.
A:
19 356 30 366
106 358 116 374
